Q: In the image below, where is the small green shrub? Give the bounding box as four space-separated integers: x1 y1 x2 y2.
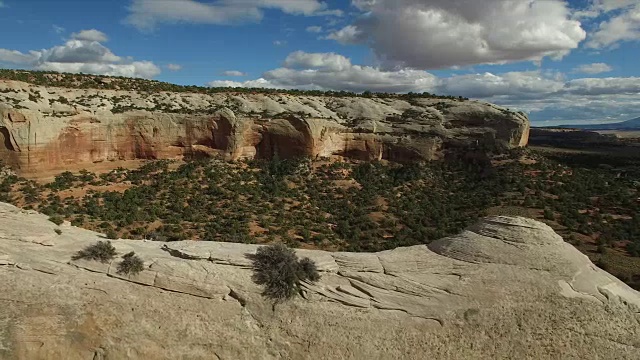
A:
72 241 117 263
105 229 119 240
298 257 320 282
54 229 62 235
117 252 144 276
48 215 64 226
627 242 640 257
248 243 321 301
595 258 609 271
597 244 608 254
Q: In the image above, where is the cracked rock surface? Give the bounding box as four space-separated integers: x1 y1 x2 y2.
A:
1 202 639 359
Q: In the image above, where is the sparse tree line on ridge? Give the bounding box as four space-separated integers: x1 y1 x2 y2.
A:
0 69 469 100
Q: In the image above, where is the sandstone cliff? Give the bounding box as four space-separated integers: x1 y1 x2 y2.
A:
0 202 638 359
0 79 529 172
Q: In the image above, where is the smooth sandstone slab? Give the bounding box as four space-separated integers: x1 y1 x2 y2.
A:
0 202 639 359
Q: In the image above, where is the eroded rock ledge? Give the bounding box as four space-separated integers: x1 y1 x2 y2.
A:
0 80 530 173
0 202 638 359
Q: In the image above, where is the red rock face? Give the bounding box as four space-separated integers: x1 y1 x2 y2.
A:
256 118 315 159
0 107 529 175
0 127 20 167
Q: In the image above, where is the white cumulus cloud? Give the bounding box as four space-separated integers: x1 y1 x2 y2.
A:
573 63 613 74
592 0 638 12
221 70 247 76
586 3 640 48
35 61 161 79
0 29 160 79
0 49 35 64
283 51 352 71
564 77 640 95
209 51 439 93
207 78 275 88
206 51 640 123
437 71 566 99
125 0 339 31
38 40 122 64
574 0 638 18
439 72 640 123
71 29 109 42
324 25 361 43
326 0 587 69
166 63 182 71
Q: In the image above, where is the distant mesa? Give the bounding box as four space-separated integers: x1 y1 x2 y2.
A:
552 117 640 131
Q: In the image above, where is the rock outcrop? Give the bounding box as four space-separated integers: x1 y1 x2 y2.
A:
0 80 530 173
0 202 638 359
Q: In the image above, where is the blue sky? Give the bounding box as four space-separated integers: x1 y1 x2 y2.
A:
0 0 639 125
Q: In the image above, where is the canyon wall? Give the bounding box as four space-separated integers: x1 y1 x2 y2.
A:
0 79 530 173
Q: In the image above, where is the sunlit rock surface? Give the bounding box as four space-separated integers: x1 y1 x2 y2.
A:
1 202 638 359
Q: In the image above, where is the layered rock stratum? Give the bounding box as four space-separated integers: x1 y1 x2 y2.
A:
0 79 529 173
1 202 639 359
